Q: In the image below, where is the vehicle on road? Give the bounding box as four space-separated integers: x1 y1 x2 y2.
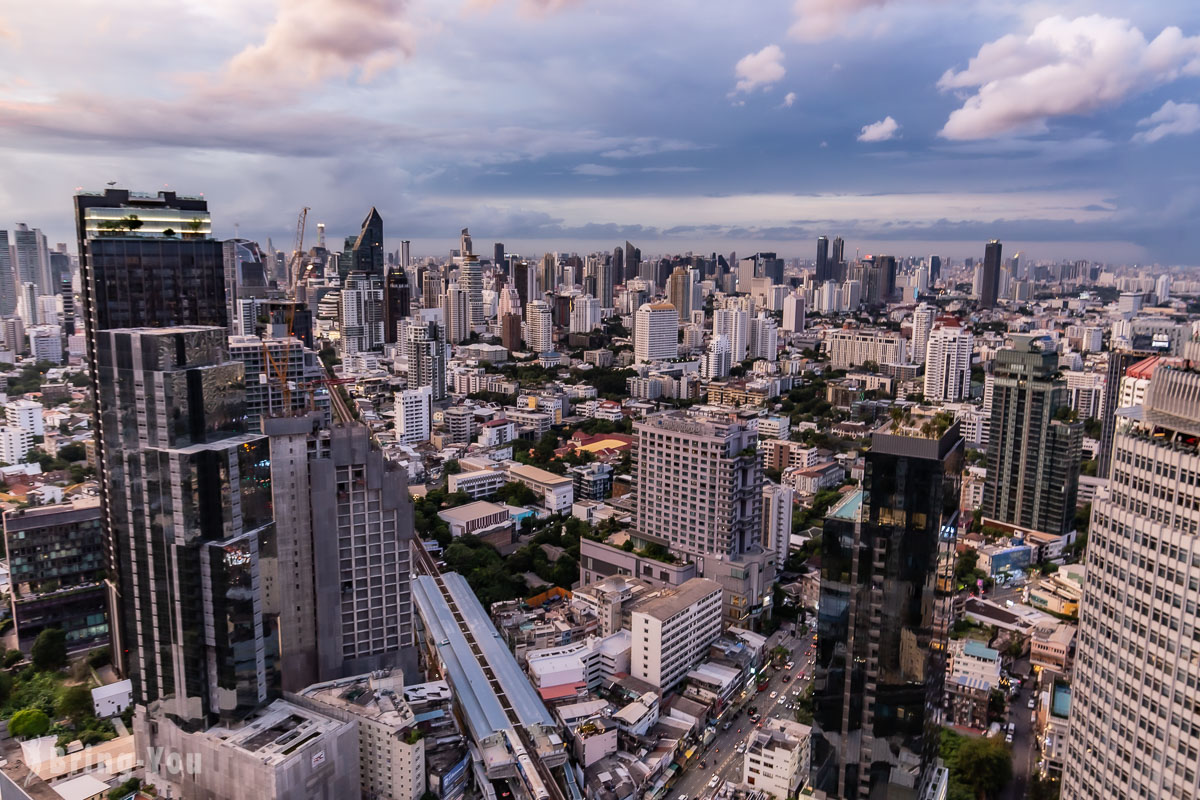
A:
699 761 706 769
770 691 778 699
722 722 731 731
709 777 720 789
782 675 790 683
1028 697 1036 709
1005 732 1014 743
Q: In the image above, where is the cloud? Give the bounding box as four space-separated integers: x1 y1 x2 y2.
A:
782 91 797 108
788 0 893 42
572 163 621 176
857 116 899 141
938 15 1200 140
225 0 415 88
734 45 785 93
466 0 581 13
1133 100 1200 143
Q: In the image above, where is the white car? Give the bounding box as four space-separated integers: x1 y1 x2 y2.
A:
1005 732 1014 744
769 691 778 699
708 776 720 789
1028 697 1036 709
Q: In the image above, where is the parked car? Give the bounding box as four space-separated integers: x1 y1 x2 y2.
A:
1028 697 1036 709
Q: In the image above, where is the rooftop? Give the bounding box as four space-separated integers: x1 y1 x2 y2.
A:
437 500 509 523
827 490 863 522
299 670 415 729
508 462 573 486
629 577 721 621
206 699 348 766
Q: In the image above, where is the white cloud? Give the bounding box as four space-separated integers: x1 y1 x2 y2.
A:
938 15 1200 140
573 163 621 176
226 0 415 88
782 91 797 108
857 116 899 142
1133 100 1200 143
734 45 786 93
788 0 892 42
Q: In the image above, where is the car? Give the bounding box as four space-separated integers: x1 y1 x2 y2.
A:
735 744 745 754
677 794 688 800
782 675 790 683
709 777 720 789
785 661 794 670
699 761 707 769
770 691 778 699
722 721 732 731
1005 732 1014 744
1028 698 1036 709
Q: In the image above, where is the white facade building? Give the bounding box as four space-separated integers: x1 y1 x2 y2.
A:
526 300 553 353
749 313 778 363
782 293 805 333
713 306 750 361
396 386 433 445
633 302 678 364
911 303 936 365
0 425 31 465
6 399 44 437
923 320 973 402
629 578 723 691
569 294 602 334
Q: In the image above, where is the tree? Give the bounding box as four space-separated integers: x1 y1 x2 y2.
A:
954 736 1012 799
32 628 68 672
55 684 95 722
8 708 50 739
58 442 87 463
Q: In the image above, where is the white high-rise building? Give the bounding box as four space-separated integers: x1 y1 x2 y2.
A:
713 306 749 361
633 302 678 364
761 482 794 565
629 578 723 691
1063 358 1200 799
340 272 384 354
12 224 50 294
840 279 861 311
460 256 484 327
498 285 521 317
569 294 602 334
441 282 471 345
742 718 811 800
816 280 840 314
1155 273 1171 305
526 300 553 353
396 386 433 445
702 334 732 379
28 325 62 364
17 282 38 327
749 312 778 362
922 319 972 402
0 425 31 465
6 399 44 437
782 292 805 333
681 323 705 354
911 303 936 365
36 295 59 327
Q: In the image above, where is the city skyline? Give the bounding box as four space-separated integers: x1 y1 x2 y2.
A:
3 2 1200 262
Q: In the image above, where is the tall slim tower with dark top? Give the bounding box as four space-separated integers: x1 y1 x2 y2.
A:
831 236 845 280
980 239 1002 308
493 242 505 267
812 412 962 800
815 236 830 283
625 241 640 282
982 336 1081 537
612 246 624 286
349 207 384 276
384 264 411 344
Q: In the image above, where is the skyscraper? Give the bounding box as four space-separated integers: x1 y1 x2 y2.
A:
12 223 50 294
403 319 446 401
384 264 411 344
513 260 533 309
713 305 750 362
612 246 624 288
596 254 615 309
459 227 472 257
831 236 845 280
910 303 936 365
928 254 941 283
349 207 384 277
815 236 831 283
98 326 275 725
525 299 553 353
1062 352 1200 799
782 292 805 333
982 336 1082 538
540 252 556 294
812 411 962 799
460 255 484 328
922 318 972 402
441 282 471 345
749 312 778 362
633 302 678 363
667 265 693 319
979 239 1001 308
493 241 505 267
624 241 640 282
340 271 385 353
0 231 17 317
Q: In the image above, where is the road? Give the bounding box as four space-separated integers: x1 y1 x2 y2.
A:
1002 661 1036 800
671 628 818 800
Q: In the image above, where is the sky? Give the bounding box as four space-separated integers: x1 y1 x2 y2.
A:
2 0 1200 264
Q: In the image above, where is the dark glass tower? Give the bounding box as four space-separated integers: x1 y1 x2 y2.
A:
982 335 1082 538
812 413 963 800
348 206 384 277
384 264 411 344
816 236 831 283
980 239 1002 308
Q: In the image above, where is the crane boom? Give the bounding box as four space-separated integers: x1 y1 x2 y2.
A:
288 206 310 291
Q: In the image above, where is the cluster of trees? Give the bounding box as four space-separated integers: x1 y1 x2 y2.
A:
940 728 1013 800
3 362 60 396
791 488 845 533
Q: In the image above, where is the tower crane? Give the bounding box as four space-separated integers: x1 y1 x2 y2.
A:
287 207 310 291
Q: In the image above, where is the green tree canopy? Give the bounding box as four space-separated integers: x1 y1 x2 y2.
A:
9 708 50 739
32 628 68 672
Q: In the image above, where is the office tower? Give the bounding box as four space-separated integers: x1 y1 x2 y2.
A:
713 305 750 362
910 303 936 365
815 236 831 283
979 239 1001 308
384 264 411 344
1097 347 1155 478
498 284 521 318
493 241 504 267
0 231 15 317
875 254 897 300
612 246 624 287
98 327 275 725
1063 355 1200 799
1155 273 1171 304
811 412 962 799
782 292 805 333
12 223 50 293
441 282 471 345
624 241 640 282
340 271 385 353
2 317 24 355
569 294 602 334
982 336 1082 537
736 257 758 293
222 238 267 334
459 227 472 257
501 312 523 352
831 236 845 279
702 334 733 379
761 482 794 566
421 268 443 310
633 302 678 363
400 239 411 269
512 260 533 309
540 252 556 294
403 320 446 401
749 312 778 362
349 207 384 277
922 318 972 402
525 299 553 353
928 255 941 282
228 334 330 426
460 255 484 327
667 265 693 319
596 254 615 309
396 385 433 445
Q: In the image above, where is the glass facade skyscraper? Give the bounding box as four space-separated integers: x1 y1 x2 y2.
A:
812 413 962 800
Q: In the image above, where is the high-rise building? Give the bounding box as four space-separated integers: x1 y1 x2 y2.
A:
526 300 553 353
1097 346 1155 478
667 266 693 319
761 482 794 566
396 385 433 445
910 303 936 365
629 578 723 691
979 239 1002 308
569 294 602 334
513 260 534 309
982 336 1081 538
713 305 750 362
403 320 446 401
262 419 416 691
460 255 484 328
922 318 972 402
928 254 941 282
340 271 385 353
1063 354 1200 799
624 241 640 282
493 241 505 267
459 227 472 258
749 312 778 362
782 292 805 333
596 254 615 308
702 334 733 380
441 282 471 345
811 412 963 799
831 236 845 279
228 334 330 426
501 312 523 352
540 252 556 294
0 231 17 317
815 236 831 283
98 326 275 726
633 302 678 363
12 223 50 294
384 265 411 344
612 246 624 287
349 207 384 277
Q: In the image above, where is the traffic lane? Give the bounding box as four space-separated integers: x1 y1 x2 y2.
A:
1001 682 1036 800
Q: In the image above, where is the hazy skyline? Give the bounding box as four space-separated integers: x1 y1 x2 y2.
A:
2 0 1199 263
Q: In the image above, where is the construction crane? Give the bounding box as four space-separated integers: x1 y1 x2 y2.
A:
262 342 293 416
287 207 310 291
